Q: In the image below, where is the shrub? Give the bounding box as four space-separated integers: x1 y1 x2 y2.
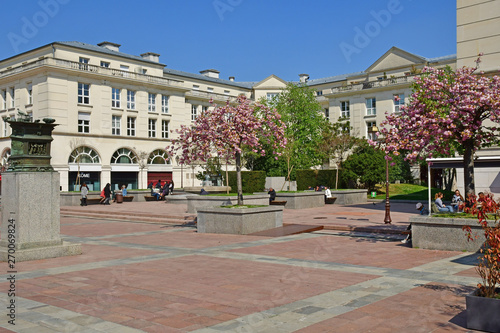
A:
227 171 266 193
296 169 317 190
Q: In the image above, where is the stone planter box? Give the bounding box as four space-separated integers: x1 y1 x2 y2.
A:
184 186 231 194
409 216 490 252
197 206 283 234
187 194 269 213
60 190 151 205
466 289 500 332
330 190 368 205
274 192 324 209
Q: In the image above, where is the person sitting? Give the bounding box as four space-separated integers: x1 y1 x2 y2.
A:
155 179 162 190
452 189 464 211
324 187 332 203
150 187 161 200
268 187 276 204
416 202 429 215
121 185 127 197
435 192 454 213
159 182 169 199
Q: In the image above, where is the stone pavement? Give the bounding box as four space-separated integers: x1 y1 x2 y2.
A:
0 201 481 332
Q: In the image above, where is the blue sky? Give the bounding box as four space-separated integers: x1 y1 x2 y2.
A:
0 0 456 82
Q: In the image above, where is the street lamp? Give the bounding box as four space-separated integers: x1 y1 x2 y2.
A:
175 156 183 189
371 125 392 224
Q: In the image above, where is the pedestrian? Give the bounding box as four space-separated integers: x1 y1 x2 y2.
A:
102 183 111 205
268 187 276 204
80 183 88 206
169 180 174 194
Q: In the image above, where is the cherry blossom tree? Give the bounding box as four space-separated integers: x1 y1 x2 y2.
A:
168 95 286 205
379 57 500 195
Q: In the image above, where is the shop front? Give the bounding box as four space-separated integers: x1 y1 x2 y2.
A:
68 164 101 191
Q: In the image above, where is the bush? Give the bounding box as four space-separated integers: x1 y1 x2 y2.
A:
226 171 266 193
296 169 338 190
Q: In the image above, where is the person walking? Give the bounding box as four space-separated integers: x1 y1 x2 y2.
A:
103 183 111 205
80 183 88 206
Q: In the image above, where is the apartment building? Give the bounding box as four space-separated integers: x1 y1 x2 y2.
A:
0 40 459 191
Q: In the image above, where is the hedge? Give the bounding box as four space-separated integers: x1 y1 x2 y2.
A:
296 169 339 190
226 171 266 193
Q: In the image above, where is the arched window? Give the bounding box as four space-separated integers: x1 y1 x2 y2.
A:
147 149 171 165
68 146 101 164
111 148 138 164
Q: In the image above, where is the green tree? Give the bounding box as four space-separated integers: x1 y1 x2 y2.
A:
251 83 329 180
341 140 385 190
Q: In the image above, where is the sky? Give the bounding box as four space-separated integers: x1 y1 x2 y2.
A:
0 0 457 82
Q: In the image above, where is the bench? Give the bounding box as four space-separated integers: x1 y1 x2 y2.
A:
325 197 337 204
86 198 103 205
270 200 287 206
144 195 164 201
123 195 134 202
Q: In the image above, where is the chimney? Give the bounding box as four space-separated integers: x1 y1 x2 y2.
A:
299 73 310 83
140 52 160 63
200 69 220 79
229 76 235 81
97 41 121 52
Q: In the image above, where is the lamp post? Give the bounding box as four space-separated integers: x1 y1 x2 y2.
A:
175 156 183 189
371 125 392 224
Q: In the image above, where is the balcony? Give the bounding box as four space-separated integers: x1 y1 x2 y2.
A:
330 75 417 94
186 90 237 103
0 57 185 88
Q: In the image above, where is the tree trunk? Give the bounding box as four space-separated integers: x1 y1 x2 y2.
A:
463 140 475 196
236 152 243 206
225 157 229 195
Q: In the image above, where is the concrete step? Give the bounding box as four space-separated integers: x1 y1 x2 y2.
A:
248 224 324 237
60 209 196 225
60 208 195 221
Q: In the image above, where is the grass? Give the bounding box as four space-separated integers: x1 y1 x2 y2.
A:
369 183 454 201
220 205 266 209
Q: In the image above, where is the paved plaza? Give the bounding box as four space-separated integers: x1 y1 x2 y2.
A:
0 200 481 332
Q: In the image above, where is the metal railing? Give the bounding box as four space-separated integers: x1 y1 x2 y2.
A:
330 74 417 94
0 57 185 88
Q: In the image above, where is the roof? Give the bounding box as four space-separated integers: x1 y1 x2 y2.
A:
426 54 456 63
427 156 500 169
305 71 365 86
56 41 166 66
163 68 255 89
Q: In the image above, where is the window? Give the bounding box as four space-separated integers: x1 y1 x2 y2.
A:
324 108 330 121
68 146 100 164
148 149 170 164
202 106 208 114
100 61 110 68
79 57 89 70
193 85 199 91
120 65 129 77
207 87 214 93
111 148 138 164
191 104 198 121
78 113 90 133
148 119 156 137
224 90 230 95
78 83 90 104
148 93 156 112
394 93 404 112
161 95 169 113
161 120 169 139
1 89 6 110
112 115 121 135
367 121 377 140
127 90 135 109
267 93 278 102
317 90 323 96
341 101 350 118
10 87 14 108
3 122 7 137
366 98 376 115
127 117 136 136
112 88 121 108
27 83 33 105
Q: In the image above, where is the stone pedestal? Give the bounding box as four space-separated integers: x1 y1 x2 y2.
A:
0 172 81 262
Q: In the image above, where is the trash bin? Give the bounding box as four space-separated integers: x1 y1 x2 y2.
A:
370 191 377 198
115 193 123 203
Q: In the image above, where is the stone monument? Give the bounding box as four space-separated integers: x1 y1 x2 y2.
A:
0 112 81 261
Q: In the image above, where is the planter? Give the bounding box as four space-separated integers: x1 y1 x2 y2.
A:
186 194 269 213
274 192 324 209
466 289 500 332
330 189 367 205
409 216 489 251
197 206 283 234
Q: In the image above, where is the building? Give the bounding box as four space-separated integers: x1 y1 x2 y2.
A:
0 41 457 191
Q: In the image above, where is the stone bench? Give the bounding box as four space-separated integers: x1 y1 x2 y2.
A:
86 198 103 205
123 195 134 202
144 195 164 201
270 200 287 206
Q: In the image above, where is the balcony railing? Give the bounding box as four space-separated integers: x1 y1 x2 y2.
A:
330 74 417 94
186 90 237 102
0 57 185 88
